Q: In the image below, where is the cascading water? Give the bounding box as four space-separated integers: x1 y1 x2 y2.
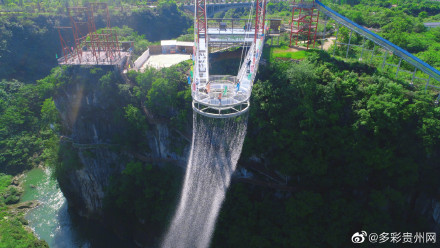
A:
162 112 248 248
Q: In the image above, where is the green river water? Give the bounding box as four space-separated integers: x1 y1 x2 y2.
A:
20 168 130 248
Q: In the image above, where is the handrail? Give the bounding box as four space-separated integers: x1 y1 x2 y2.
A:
315 0 440 83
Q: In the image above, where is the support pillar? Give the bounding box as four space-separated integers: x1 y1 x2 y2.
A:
346 30 352 58
395 58 402 78
321 15 328 50
370 44 376 63
425 75 431 91
333 24 339 56
381 50 388 69
360 37 365 60
411 68 417 84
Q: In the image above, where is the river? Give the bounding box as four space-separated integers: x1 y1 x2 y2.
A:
20 167 130 248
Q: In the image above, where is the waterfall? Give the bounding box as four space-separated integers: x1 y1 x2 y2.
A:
92 124 98 143
162 112 248 248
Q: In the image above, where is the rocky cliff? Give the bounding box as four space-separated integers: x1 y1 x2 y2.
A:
53 66 190 219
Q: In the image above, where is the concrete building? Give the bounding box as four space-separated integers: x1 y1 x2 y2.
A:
161 40 193 54
161 40 177 54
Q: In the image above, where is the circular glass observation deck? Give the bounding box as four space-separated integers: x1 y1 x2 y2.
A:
192 75 251 118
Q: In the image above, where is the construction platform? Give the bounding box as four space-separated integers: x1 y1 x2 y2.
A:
58 50 130 67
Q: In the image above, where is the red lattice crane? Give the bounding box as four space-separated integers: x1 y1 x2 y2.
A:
56 3 124 65
289 0 320 49
254 0 267 46
195 0 207 42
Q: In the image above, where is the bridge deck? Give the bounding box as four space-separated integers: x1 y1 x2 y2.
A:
208 28 255 35
58 51 129 66
208 28 255 44
192 31 265 118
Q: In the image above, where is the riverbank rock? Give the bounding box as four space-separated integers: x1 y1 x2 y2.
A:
7 200 40 215
12 172 26 186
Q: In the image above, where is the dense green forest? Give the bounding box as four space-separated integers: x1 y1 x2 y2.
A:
214 51 440 247
327 0 440 68
1 0 440 247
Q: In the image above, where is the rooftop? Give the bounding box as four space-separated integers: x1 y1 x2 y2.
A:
176 41 194 47
424 22 440 28
161 40 177 46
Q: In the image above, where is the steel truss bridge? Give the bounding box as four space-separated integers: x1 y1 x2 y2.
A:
190 0 440 118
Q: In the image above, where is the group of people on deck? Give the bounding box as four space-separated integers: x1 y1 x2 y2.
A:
196 57 252 105
202 80 242 105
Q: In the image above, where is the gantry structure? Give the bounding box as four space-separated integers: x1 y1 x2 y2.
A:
191 0 268 118
56 3 130 67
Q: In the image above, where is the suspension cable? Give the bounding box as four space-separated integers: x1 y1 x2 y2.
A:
238 0 256 71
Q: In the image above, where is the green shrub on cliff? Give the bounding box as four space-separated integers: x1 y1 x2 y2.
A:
0 174 12 203
0 216 49 248
0 77 60 174
130 61 193 131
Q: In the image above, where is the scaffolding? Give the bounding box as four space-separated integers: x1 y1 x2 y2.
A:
289 0 319 49
56 3 128 66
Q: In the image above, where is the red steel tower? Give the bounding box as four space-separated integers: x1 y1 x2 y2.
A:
195 0 207 42
289 0 320 49
254 0 267 46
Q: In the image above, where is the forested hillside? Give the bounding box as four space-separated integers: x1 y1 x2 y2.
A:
1 0 440 247
213 51 440 247
326 0 440 68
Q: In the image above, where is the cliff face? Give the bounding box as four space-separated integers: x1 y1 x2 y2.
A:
414 192 440 233
53 67 190 218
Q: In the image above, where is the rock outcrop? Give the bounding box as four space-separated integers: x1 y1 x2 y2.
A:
53 67 190 219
